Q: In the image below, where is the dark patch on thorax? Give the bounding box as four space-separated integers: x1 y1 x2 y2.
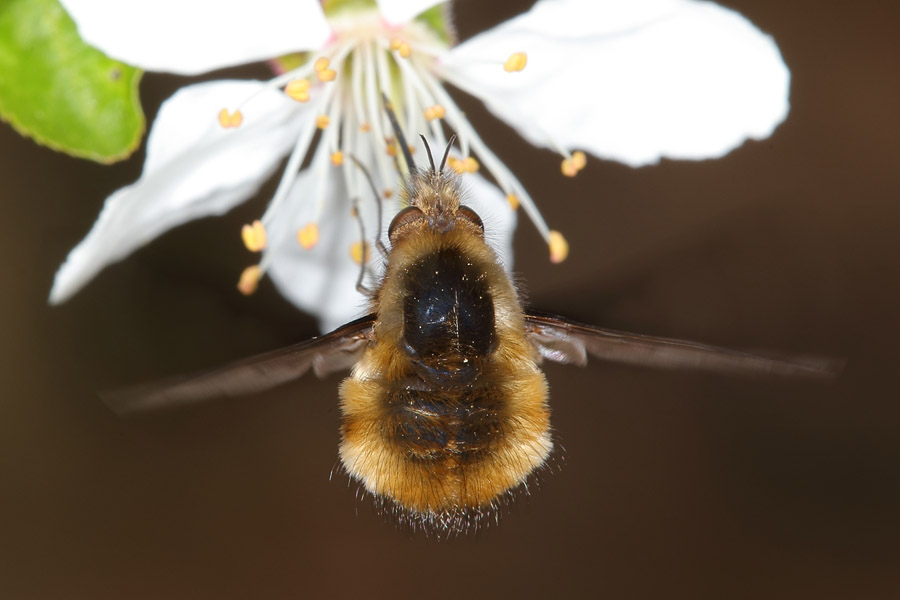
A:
401 246 496 385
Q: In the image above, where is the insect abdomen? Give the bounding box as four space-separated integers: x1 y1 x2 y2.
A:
385 381 504 460
339 365 552 523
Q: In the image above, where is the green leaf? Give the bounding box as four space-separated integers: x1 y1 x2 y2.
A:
416 5 453 46
0 0 144 163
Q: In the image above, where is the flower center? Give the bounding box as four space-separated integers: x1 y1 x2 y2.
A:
221 4 575 294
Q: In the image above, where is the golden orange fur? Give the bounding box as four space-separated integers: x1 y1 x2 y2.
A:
337 171 552 527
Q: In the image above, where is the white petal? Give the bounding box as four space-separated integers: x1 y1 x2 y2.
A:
443 0 790 166
376 0 446 25
50 80 309 304
59 0 331 75
266 167 375 333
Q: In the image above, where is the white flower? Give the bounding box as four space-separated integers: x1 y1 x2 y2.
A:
50 0 790 331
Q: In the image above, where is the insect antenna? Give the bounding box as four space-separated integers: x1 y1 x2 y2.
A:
419 134 436 172
381 92 416 175
348 154 388 257
439 134 458 172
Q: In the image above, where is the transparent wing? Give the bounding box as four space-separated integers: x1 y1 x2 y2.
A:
103 314 377 416
524 312 844 381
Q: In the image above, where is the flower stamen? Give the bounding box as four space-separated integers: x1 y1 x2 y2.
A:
312 56 337 82
503 52 527 72
297 223 320 249
548 231 569 263
389 51 447 150
424 104 445 121
417 62 557 245
237 265 262 295
285 79 311 102
561 151 587 177
228 10 569 299
259 73 340 228
241 220 267 252
390 38 412 59
218 108 243 128
447 156 479 174
362 41 398 195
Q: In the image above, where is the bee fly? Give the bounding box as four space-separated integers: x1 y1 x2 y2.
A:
106 105 842 534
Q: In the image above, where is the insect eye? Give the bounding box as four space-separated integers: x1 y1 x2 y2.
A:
457 205 484 234
388 206 426 243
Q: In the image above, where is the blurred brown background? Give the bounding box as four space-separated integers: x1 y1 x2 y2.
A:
3 0 899 598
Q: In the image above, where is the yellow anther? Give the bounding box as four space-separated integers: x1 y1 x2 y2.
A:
331 151 344 166
424 104 446 121
504 52 527 72
360 122 371 132
571 150 586 170
548 230 569 264
561 151 587 177
237 265 262 295
386 143 398 157
316 115 331 129
297 223 319 249
241 219 267 252
383 189 393 199
218 108 243 129
285 79 311 102
314 57 330 72
350 241 370 265
506 194 520 210
318 68 337 82
448 156 479 174
390 38 411 58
